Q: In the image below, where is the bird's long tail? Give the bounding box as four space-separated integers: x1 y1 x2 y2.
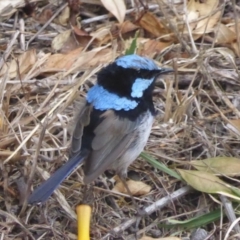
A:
28 152 87 204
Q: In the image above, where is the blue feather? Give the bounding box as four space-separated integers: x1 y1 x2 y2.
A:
87 84 138 111
131 78 154 98
116 54 159 70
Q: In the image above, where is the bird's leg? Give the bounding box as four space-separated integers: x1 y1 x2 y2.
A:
118 175 146 216
100 176 125 218
118 174 147 239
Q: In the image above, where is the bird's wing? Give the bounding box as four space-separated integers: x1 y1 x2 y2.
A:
70 102 92 157
83 109 141 184
28 103 91 204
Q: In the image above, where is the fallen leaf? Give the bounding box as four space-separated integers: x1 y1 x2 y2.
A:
193 11 221 35
140 236 181 240
90 26 113 46
164 49 190 61
101 0 126 24
187 0 219 20
177 169 235 197
187 0 200 22
43 47 83 72
120 20 139 34
73 26 90 37
228 24 240 57
187 0 220 35
42 46 111 75
230 41 240 57
73 26 93 48
0 114 7 133
191 157 240 177
83 48 112 68
227 119 240 135
113 179 151 196
215 24 236 44
32 8 53 24
137 39 172 57
51 30 72 52
0 49 37 79
58 6 70 26
138 11 168 37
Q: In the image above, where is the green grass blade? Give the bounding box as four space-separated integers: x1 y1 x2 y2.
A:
141 152 181 180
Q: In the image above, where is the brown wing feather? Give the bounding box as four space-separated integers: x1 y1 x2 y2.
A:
91 111 136 150
84 110 138 184
70 103 92 157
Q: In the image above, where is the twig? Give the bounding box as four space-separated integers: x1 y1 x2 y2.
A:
19 18 25 51
0 30 19 71
220 195 240 234
109 186 192 237
26 2 68 49
232 0 240 56
81 4 159 25
183 0 198 54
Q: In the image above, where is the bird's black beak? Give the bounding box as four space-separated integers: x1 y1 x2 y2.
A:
158 68 174 74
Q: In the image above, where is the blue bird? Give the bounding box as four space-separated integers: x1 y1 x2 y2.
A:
28 54 173 204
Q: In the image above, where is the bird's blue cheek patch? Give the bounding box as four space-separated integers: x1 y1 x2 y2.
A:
131 78 154 98
116 54 159 71
86 84 138 111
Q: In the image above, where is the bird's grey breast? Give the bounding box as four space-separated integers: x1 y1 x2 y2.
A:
112 110 154 176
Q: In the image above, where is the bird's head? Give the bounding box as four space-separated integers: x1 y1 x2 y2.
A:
86 54 173 112
97 54 172 99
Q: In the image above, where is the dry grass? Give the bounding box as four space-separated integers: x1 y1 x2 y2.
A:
1 0 240 239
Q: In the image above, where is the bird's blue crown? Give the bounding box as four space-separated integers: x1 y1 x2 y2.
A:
115 54 159 70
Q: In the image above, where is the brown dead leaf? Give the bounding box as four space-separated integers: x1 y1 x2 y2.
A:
68 0 81 13
113 179 151 196
228 24 240 57
83 48 112 68
0 44 7 51
120 20 139 34
52 30 72 52
137 39 172 57
187 0 200 22
43 47 83 72
90 26 112 46
101 0 126 24
73 26 93 48
0 49 37 79
43 46 112 74
193 11 221 34
188 0 219 19
52 29 87 53
89 21 138 47
58 6 70 26
0 114 7 133
138 11 168 37
32 8 53 24
90 24 123 46
228 119 240 134
187 0 220 35
140 237 181 240
215 24 236 44
164 49 190 61
73 26 89 37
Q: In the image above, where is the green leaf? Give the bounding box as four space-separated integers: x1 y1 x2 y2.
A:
159 209 222 230
125 31 139 55
191 157 240 177
141 152 181 180
177 169 240 201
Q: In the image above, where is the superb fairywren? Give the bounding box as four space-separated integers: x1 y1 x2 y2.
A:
28 54 172 204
